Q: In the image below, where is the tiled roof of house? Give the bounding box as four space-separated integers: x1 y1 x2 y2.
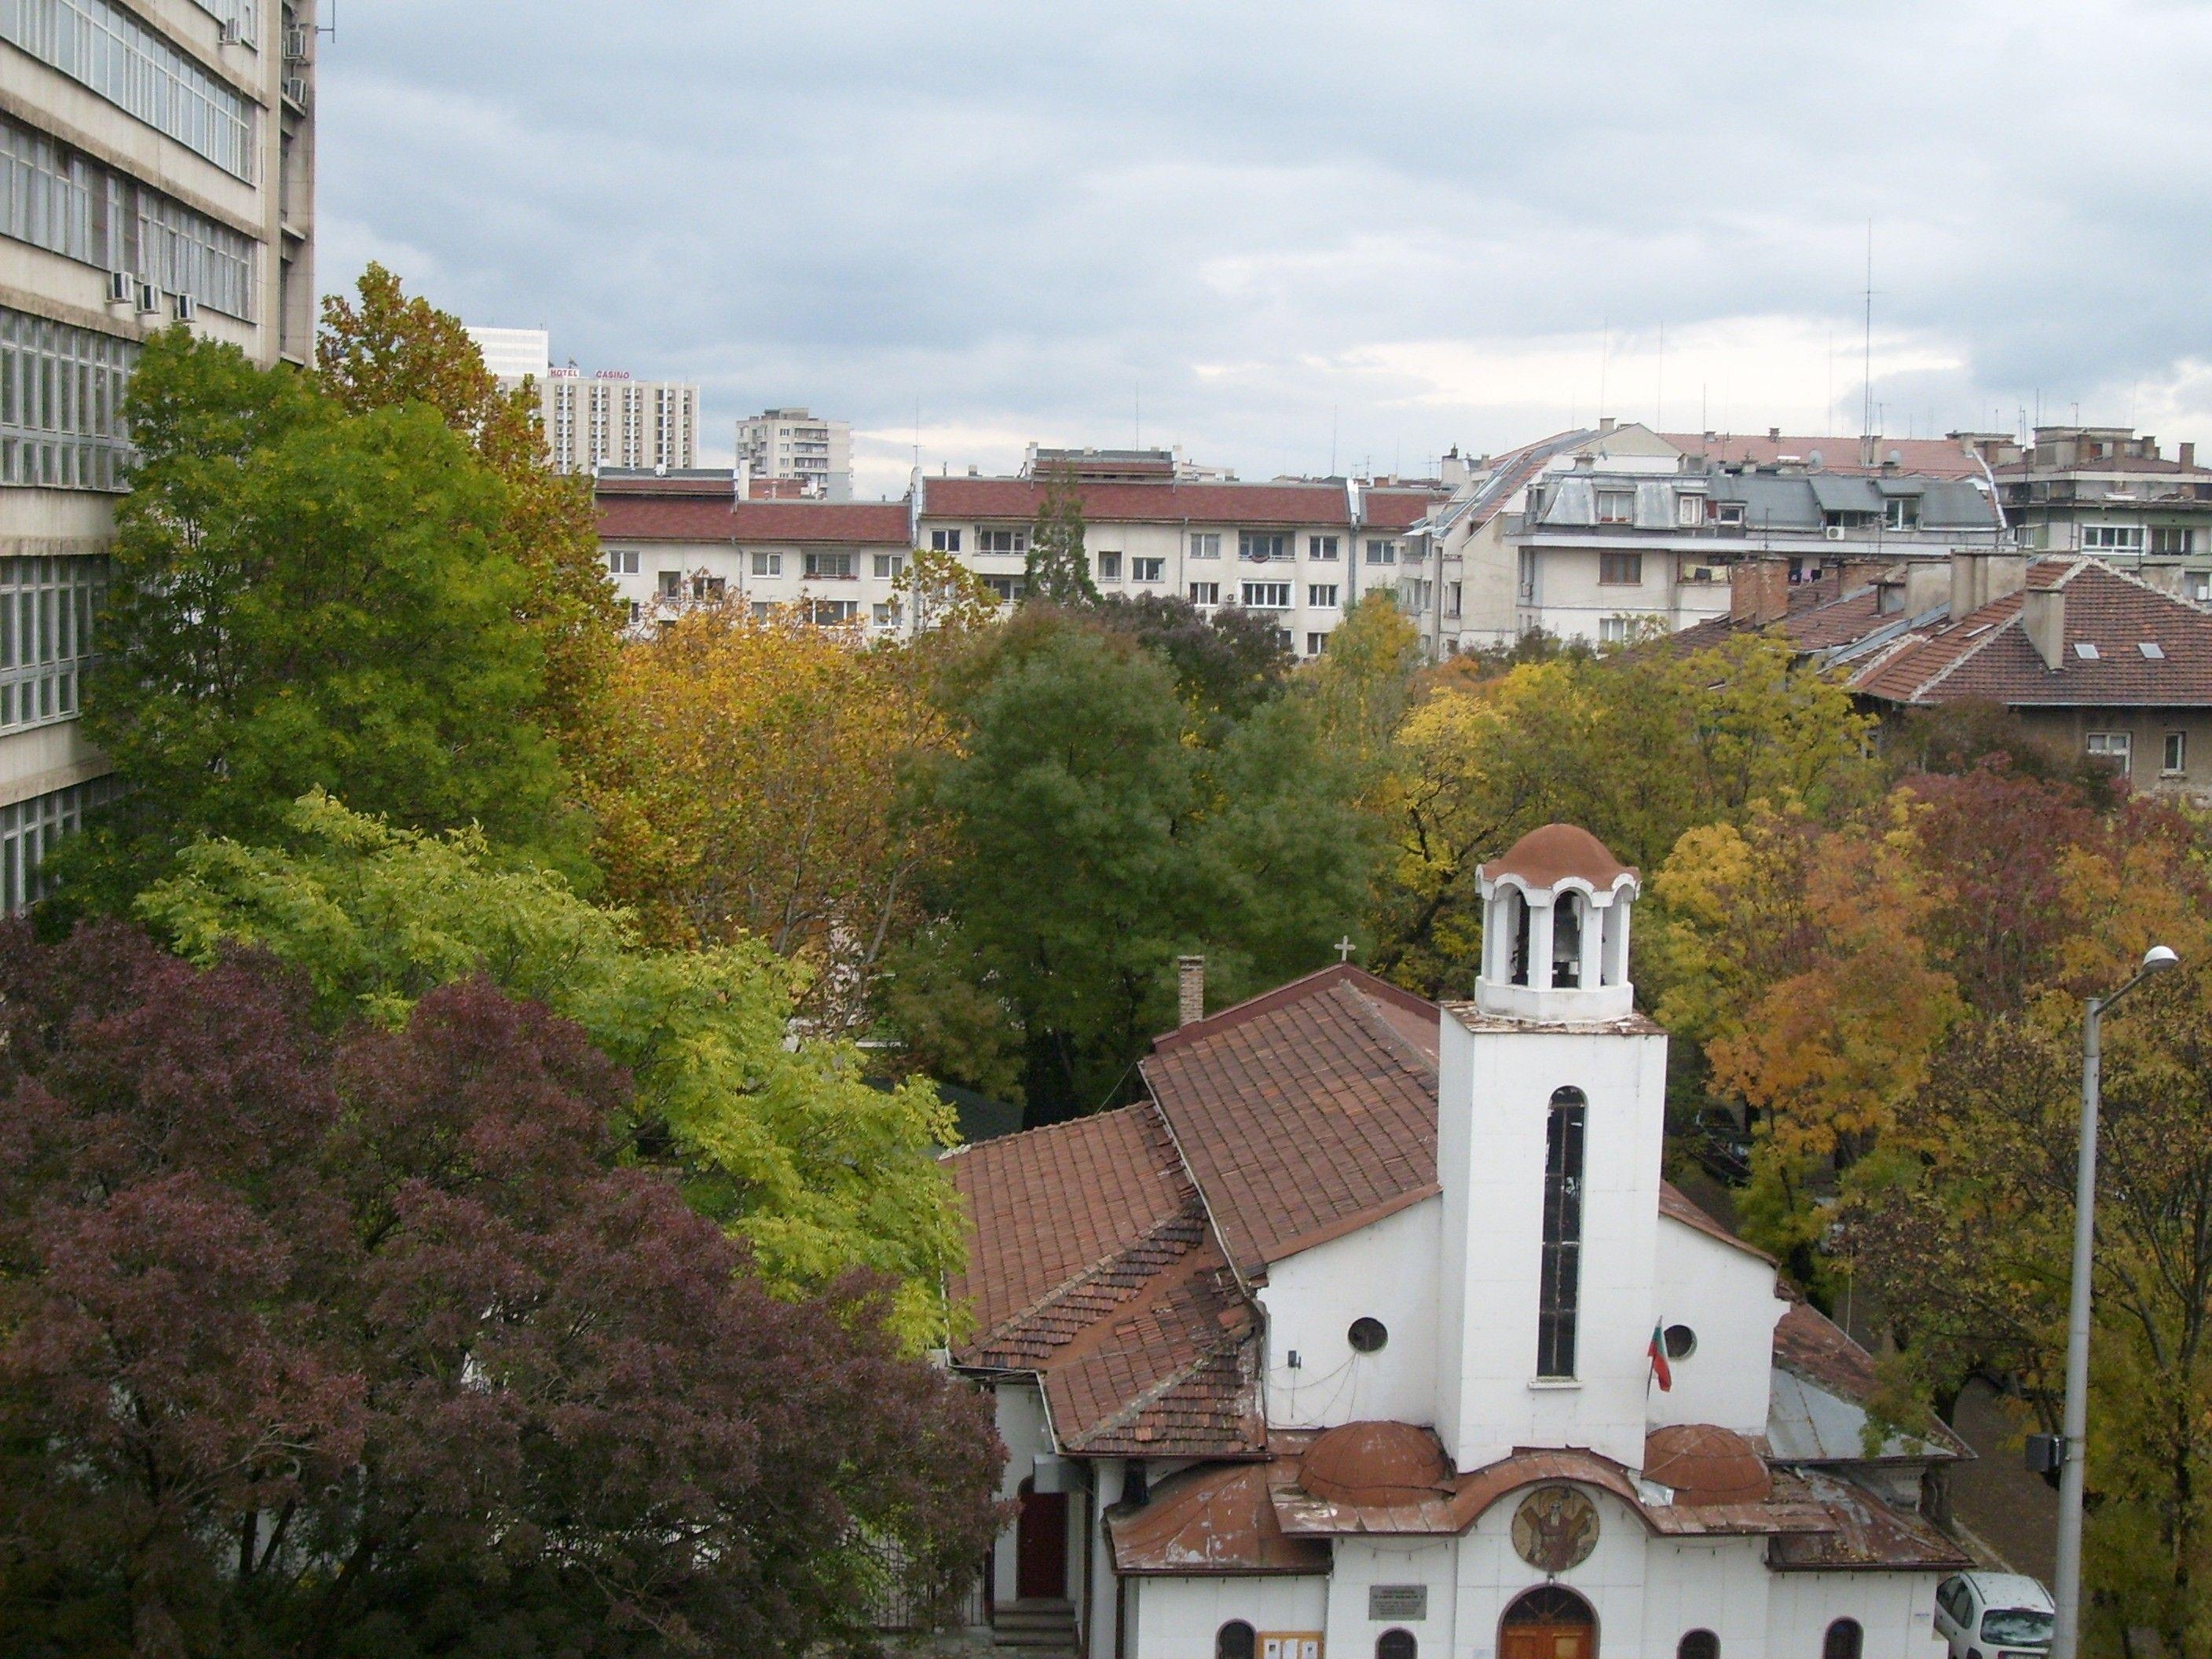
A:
1109 1463 1333 1575
1850 558 2212 707
597 495 911 544
1363 489 1446 531
916 475 1439 529
1662 432 1985 479
1143 966 1441 1277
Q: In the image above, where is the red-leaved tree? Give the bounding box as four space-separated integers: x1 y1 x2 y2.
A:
0 923 1002 1659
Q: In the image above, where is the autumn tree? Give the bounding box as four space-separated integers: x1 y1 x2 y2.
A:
57 328 574 911
1090 591 1292 731
1023 462 1096 604
0 921 1001 1659
133 791 966 1343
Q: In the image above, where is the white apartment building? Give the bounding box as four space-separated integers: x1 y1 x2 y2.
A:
548 369 698 474
737 406 851 501
1 0 317 911
464 324 550 390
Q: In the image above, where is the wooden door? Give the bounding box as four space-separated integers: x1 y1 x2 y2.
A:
1500 1628 1594 1659
1015 1479 1068 1601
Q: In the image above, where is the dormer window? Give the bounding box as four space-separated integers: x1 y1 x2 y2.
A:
1595 489 1634 525
1714 502 1745 527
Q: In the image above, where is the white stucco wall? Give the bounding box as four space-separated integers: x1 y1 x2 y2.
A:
991 1382 1055 1600
1262 1198 1441 1430
1327 1537 1457 1659
1437 1016 1670 1471
1647 1218 1787 1437
1131 1573 1331 1659
1765 1569 1948 1657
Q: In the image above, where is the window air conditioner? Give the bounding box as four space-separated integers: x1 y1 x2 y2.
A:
106 270 135 306
218 17 241 44
282 76 309 108
135 282 163 316
173 293 198 323
284 24 309 60
1824 524 1848 541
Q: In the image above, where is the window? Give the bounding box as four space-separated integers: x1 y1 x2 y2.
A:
2191 573 2210 603
803 551 854 580
873 554 905 580
1599 551 1643 586
983 575 1024 603
977 528 1026 554
1822 1619 1862 1659
1348 1317 1388 1353
1446 581 1462 618
1537 1087 1587 1379
606 549 639 576
807 599 858 624
750 551 781 576
626 600 641 624
1216 1622 1256 1659
1677 494 1706 527
657 571 683 600
1240 531 1289 562
1664 1323 1697 1359
1595 490 1633 525
1309 584 1339 608
1677 1634 1718 1659
930 528 961 552
1097 551 1122 582
1376 1632 1416 1659
1241 581 1291 608
0 0 258 179
1189 532 1221 559
1306 632 1329 654
2166 731 2188 775
2087 731 2132 769
873 602 899 626
1131 556 1164 583
1714 501 1745 526
1 773 118 914
1189 581 1220 606
0 306 134 491
1309 534 1339 560
2152 526 2195 556
1885 495 1921 531
690 575 725 602
2083 524 2144 554
1517 547 1537 602
1365 538 1398 565
1 553 98 734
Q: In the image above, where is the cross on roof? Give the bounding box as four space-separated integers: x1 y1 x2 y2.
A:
1336 936 1357 963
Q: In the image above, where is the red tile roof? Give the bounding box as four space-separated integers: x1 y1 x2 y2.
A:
1362 489 1446 531
1144 967 1441 1276
597 494 911 544
921 475 1368 529
1850 558 2212 707
1663 432 1984 479
1109 1463 1332 1575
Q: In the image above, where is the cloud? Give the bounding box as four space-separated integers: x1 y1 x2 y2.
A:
317 0 2212 490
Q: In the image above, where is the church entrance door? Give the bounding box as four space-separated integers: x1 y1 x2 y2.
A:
1015 1478 1068 1601
1500 1585 1596 1659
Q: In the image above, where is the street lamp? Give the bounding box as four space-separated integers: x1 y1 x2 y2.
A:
2052 943 2180 1659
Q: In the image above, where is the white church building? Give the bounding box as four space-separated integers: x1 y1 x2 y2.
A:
944 825 1970 1659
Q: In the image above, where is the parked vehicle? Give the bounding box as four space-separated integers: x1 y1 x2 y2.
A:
1934 1572 2054 1657
1684 1106 1752 1185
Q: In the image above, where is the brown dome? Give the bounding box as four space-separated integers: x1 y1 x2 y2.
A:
1481 824 1637 892
1298 1422 1453 1507
1643 1424 1772 1506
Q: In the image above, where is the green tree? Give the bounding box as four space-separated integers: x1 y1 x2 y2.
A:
133 791 967 1346
57 329 574 910
1023 463 1097 604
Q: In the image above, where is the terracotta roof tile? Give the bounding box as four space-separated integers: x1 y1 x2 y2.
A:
597 494 912 544
918 475 1436 530
1662 433 1984 479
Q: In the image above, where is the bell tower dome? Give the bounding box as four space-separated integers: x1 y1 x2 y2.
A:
1475 824 1639 1022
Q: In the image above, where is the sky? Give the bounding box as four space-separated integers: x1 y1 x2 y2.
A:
320 1 2212 500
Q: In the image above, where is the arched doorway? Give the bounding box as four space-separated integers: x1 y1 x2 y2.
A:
1013 1476 1068 1602
1500 1584 1597 1659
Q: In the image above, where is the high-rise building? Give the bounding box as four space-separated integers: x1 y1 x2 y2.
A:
465 324 550 390
1 0 317 912
545 370 697 474
737 407 851 500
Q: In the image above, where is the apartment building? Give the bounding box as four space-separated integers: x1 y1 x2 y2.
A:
736 406 851 500
1404 423 2006 654
1965 425 2212 601
464 324 549 390
548 369 698 474
1 0 317 912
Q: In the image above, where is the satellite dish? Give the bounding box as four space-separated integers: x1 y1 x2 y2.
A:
1807 449 1824 471
1886 448 1904 467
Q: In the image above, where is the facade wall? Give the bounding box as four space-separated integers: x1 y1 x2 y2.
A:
548 374 698 473
2011 705 2212 800
738 408 852 501
598 533 919 634
1763 1569 1945 1658
1260 1197 1440 1430
1131 1572 1329 1659
990 1381 1053 1603
1326 1536 1456 1659
1647 1218 1787 1437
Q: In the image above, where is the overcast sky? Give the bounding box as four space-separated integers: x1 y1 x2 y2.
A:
321 1 2212 498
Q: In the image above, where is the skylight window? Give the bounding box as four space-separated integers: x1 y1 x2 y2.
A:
2075 642 2100 660
2141 641 2167 659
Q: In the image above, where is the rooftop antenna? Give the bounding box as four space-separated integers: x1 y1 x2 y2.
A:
1134 380 1141 449
911 397 919 472
1330 405 1339 476
1655 320 1665 430
1597 317 1610 423
1861 220 1876 439
317 0 337 37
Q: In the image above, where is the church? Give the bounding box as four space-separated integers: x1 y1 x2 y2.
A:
943 824 1971 1659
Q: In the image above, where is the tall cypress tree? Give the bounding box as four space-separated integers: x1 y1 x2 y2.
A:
1023 462 1097 604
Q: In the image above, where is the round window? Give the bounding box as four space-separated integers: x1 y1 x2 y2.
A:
1663 1323 1697 1361
1348 1317 1390 1353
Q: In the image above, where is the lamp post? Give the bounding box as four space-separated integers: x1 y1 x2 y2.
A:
2052 943 2180 1659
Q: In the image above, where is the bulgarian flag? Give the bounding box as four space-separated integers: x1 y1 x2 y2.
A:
1648 1324 1673 1392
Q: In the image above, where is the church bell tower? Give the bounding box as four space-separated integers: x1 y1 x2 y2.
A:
1434 825 1668 1472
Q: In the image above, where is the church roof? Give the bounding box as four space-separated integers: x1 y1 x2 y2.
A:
1108 1463 1332 1577
1479 823 1639 892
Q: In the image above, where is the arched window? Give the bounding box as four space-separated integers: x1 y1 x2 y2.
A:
1376 1631 1417 1659
1678 1632 1719 1659
1553 891 1584 987
1502 1585 1596 1626
1822 1619 1862 1659
1510 889 1533 986
1537 1087 1588 1378
1216 1621 1256 1659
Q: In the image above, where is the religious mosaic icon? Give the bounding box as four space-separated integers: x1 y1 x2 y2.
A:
1510 1485 1599 1573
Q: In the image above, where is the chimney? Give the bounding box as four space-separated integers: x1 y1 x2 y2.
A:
2024 587 2066 671
1949 551 2027 619
1598 416 1616 434
2183 441 2198 470
1730 558 1791 627
1768 426 1781 443
1177 955 1206 1027
1902 559 1950 617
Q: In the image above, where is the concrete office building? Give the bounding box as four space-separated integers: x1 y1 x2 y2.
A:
1 0 317 911
465 324 549 390
737 406 851 500
548 370 697 474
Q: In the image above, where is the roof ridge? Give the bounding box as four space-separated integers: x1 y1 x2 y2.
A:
1061 1314 1257 1452
967 1197 1209 1359
1151 962 1435 1054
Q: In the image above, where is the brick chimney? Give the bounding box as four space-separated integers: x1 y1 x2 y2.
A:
1730 558 1792 627
2183 441 2198 471
2024 588 2067 672
1177 955 1206 1027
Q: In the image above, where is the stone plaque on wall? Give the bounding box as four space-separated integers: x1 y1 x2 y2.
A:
1368 1584 1427 1621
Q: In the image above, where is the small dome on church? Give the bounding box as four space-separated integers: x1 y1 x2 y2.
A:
1481 823 1638 892
1298 1421 1453 1506
1642 1424 1773 1506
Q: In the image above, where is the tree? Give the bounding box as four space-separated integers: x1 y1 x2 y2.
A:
1090 592 1291 730
1022 463 1096 604
58 328 574 910
132 791 967 1343
0 921 1001 1659
317 265 620 763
